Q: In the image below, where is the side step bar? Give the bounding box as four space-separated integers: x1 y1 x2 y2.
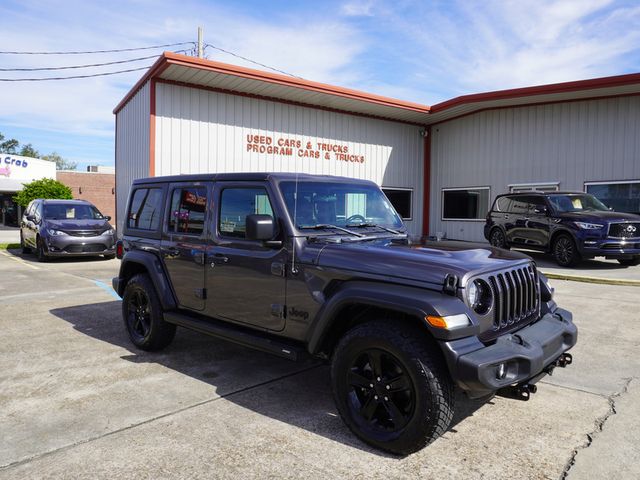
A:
164 311 307 361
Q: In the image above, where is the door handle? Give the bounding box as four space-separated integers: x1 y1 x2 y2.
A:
212 254 229 264
163 247 180 257
504 215 509 219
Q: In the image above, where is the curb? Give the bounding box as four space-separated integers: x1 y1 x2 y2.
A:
541 271 640 287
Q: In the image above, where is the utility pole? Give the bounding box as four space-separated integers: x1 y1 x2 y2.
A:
197 26 203 58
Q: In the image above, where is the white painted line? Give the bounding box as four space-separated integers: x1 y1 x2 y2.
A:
0 250 40 270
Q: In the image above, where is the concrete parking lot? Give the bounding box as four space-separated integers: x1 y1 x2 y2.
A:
0 248 638 479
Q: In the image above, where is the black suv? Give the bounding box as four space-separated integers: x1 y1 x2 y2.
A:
485 191 640 267
113 173 577 454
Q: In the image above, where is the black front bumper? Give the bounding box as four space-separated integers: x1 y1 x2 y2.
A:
441 308 577 396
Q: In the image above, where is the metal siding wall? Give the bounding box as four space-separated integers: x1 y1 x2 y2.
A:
430 96 640 242
155 83 424 234
115 82 150 233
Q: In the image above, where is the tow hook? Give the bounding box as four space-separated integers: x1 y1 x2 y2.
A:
557 353 573 367
497 383 537 401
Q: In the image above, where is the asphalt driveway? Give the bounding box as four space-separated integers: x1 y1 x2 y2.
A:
0 249 638 479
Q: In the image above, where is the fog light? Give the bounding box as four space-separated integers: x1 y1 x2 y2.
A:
496 363 507 380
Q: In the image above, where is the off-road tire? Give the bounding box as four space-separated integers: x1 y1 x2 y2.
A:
20 232 31 253
552 234 581 267
122 273 176 351
36 236 48 262
617 257 640 267
331 320 455 455
489 228 509 249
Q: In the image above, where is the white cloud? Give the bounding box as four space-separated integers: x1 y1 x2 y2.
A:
341 1 376 17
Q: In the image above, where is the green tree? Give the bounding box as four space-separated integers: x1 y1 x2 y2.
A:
13 178 73 207
0 132 19 154
19 143 40 158
42 152 78 171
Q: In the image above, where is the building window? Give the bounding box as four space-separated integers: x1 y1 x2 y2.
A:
127 188 163 230
382 188 412 220
585 181 640 215
442 187 490 221
168 187 208 235
509 182 559 193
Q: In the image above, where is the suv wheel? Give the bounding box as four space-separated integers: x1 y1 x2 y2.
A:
553 234 581 267
122 273 176 351
618 257 640 267
36 236 49 262
489 228 509 249
331 321 454 455
20 232 31 253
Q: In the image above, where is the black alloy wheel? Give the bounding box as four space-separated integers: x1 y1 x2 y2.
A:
553 235 581 267
347 348 415 433
36 236 48 262
126 289 152 343
489 228 508 249
122 274 176 351
331 321 454 455
618 257 640 267
20 232 31 253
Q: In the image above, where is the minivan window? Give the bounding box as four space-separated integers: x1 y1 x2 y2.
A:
43 204 104 220
128 188 163 230
168 187 207 235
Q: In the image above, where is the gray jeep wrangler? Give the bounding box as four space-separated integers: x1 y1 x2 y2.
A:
113 173 577 454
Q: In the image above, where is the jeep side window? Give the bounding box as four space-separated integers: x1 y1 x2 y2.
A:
128 188 163 230
219 187 274 239
168 187 208 235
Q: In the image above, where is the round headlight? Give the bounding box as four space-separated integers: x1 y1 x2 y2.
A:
467 281 479 308
467 279 493 315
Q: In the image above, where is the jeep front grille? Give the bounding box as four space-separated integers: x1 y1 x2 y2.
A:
485 264 540 335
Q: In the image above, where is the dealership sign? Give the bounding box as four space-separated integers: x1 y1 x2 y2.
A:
245 134 366 163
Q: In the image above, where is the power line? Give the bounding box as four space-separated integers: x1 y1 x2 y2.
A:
0 42 194 55
0 53 181 72
204 43 303 79
0 66 152 81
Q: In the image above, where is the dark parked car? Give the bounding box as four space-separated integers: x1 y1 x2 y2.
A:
20 199 116 261
485 191 640 267
113 173 576 454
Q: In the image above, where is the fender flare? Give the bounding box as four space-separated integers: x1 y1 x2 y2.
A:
306 281 477 354
117 250 177 310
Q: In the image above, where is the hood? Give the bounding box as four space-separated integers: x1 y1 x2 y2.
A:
314 238 532 287
558 210 640 223
45 219 111 231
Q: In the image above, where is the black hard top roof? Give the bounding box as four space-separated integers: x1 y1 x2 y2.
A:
132 172 376 186
496 191 586 198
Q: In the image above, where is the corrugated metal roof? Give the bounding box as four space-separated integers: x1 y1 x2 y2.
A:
114 52 640 126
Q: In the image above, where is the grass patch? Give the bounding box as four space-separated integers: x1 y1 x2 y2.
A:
0 243 20 250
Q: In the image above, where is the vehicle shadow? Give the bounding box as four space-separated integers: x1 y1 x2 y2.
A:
5 247 113 263
50 301 492 457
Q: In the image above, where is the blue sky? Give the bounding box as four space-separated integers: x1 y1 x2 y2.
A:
1 0 639 170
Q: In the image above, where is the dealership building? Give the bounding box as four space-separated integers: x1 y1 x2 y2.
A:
114 52 640 240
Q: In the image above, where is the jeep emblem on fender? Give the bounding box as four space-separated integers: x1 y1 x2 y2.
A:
627 225 637 233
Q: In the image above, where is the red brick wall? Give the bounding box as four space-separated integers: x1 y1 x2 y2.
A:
57 171 116 222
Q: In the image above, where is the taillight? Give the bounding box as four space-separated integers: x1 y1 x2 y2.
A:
116 240 124 259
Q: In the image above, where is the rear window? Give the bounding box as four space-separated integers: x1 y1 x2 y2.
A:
127 188 163 230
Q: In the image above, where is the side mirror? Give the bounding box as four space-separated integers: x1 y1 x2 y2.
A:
246 214 276 242
26 214 36 222
104 215 112 221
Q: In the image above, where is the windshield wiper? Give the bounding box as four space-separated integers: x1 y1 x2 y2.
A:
299 224 364 237
346 222 406 236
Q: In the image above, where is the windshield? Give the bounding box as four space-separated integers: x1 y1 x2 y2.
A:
279 181 404 230
43 204 105 220
547 194 609 213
